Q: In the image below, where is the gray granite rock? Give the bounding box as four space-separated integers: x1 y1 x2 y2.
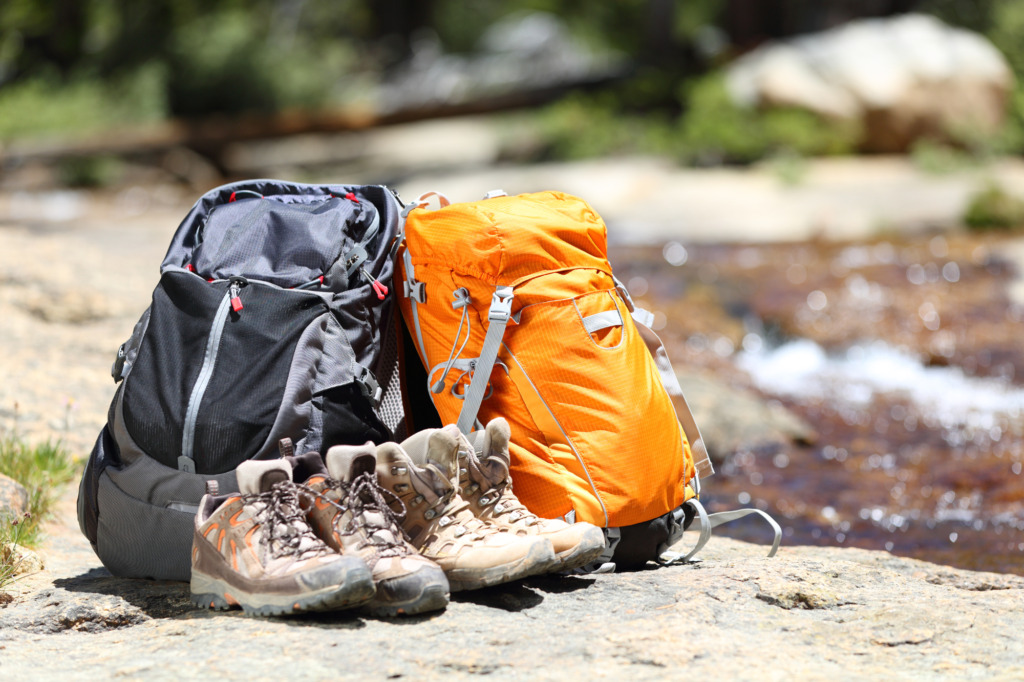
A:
1 534 1022 680
0 473 29 520
678 368 817 462
726 14 1014 152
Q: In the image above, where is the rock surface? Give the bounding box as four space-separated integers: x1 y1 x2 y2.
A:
2 487 1023 681
1 542 44 578
726 14 1014 152
0 473 29 519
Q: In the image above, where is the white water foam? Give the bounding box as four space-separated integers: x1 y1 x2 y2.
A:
736 339 1024 426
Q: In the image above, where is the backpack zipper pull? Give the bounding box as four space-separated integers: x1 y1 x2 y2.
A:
361 267 388 300
228 277 247 313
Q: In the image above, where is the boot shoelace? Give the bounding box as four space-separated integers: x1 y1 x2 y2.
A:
391 464 490 540
421 488 492 540
309 475 411 558
461 452 542 527
465 477 541 527
242 481 332 561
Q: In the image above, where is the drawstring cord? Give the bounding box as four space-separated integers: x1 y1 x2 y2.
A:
430 288 471 394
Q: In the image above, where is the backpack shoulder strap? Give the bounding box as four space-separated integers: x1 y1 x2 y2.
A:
456 285 514 434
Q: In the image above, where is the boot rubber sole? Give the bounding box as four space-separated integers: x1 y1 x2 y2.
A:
190 569 375 617
359 581 450 617
445 539 556 592
550 525 608 573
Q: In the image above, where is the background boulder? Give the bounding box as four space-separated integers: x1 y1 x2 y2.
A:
726 13 1014 152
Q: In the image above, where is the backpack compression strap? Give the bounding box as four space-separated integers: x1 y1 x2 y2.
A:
456 285 514 434
401 191 450 387
657 498 782 564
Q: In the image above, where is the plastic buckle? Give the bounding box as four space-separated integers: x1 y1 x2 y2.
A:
488 286 514 322
355 366 382 406
403 279 426 303
344 246 368 278
400 202 423 219
111 343 127 382
615 284 636 313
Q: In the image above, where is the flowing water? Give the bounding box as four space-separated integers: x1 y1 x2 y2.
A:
611 234 1024 574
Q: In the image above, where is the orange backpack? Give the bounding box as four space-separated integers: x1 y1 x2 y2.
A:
396 190 714 537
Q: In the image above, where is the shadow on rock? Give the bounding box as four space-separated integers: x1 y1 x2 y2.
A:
450 582 545 611
54 569 193 619
522 574 597 594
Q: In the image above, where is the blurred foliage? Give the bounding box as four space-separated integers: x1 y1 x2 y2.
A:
164 8 355 116
537 93 682 160
963 182 1024 230
0 434 76 549
534 71 859 167
0 0 372 124
2 0 1024 165
910 139 982 175
676 72 860 165
58 155 123 187
0 64 166 141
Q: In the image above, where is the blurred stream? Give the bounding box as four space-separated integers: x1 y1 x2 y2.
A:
612 235 1024 575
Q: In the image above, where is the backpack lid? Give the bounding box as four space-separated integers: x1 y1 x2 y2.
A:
404 191 612 287
160 180 398 288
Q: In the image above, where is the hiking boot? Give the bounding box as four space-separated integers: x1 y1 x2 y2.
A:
190 458 375 616
375 427 556 591
462 418 607 572
291 445 450 617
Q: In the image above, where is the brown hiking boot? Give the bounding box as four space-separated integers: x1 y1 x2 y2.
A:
291 445 450 617
462 418 607 572
190 458 374 616
375 427 556 591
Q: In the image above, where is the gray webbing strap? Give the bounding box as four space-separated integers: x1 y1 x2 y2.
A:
400 191 450 365
658 498 782 564
402 247 428 363
456 285 514 434
582 309 623 334
706 508 782 558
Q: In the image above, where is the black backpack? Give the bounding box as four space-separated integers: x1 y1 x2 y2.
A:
77 180 405 581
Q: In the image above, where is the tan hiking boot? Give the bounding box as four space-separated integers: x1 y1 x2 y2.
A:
375 427 556 592
291 445 450 617
189 458 375 616
461 418 607 572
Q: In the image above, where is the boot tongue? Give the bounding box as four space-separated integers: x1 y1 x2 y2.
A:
325 442 376 483
236 459 293 495
401 426 460 483
466 418 512 488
